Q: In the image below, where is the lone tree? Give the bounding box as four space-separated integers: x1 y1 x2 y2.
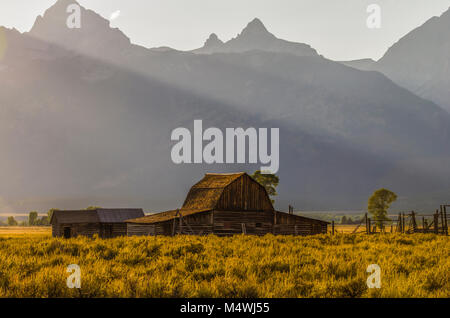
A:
28 211 38 226
251 170 279 204
368 188 397 228
7 216 18 226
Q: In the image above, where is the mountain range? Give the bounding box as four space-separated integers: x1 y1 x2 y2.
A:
192 18 318 57
0 0 449 213
342 8 450 113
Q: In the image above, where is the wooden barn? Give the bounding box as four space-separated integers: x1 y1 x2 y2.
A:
126 173 328 236
51 208 144 238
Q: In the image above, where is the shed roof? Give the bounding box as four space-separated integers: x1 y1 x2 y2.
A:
126 208 211 224
51 208 144 224
278 212 330 224
51 210 99 224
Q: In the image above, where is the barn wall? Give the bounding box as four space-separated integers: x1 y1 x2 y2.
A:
126 211 327 237
216 174 273 212
100 223 128 238
112 223 127 237
53 223 130 238
53 223 101 238
127 221 173 236
212 210 274 236
178 211 214 235
127 212 214 236
127 223 157 236
52 223 59 237
274 212 327 235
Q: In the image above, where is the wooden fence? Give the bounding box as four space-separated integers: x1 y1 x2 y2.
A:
333 205 449 235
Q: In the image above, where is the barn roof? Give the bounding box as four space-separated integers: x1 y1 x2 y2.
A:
278 212 330 224
127 172 250 224
182 172 246 211
51 208 144 224
51 210 99 224
126 208 211 224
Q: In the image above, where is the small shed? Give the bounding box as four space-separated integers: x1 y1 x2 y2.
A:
51 208 144 238
126 173 328 236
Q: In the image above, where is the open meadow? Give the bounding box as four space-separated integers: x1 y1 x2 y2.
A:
0 227 51 237
0 228 448 298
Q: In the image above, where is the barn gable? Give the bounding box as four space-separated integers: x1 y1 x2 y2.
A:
215 173 274 211
182 172 274 212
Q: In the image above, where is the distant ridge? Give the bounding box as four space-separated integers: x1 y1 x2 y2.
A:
372 7 450 112
339 58 375 71
192 18 318 57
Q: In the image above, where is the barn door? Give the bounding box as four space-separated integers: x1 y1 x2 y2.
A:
63 227 71 238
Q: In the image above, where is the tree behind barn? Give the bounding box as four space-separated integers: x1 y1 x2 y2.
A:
368 188 397 228
251 170 279 204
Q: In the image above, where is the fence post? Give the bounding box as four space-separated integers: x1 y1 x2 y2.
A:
411 211 417 233
367 218 371 234
365 214 369 234
434 211 439 234
402 213 405 233
399 213 402 233
400 213 403 233
444 206 448 236
422 216 425 233
332 221 335 235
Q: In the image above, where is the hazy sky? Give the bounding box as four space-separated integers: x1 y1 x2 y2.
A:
0 0 449 60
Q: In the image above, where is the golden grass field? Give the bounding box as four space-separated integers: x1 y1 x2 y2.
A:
0 225 359 235
0 227 448 298
0 226 51 237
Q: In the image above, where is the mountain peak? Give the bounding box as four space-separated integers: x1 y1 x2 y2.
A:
28 0 130 59
192 17 317 57
240 18 272 37
204 33 223 47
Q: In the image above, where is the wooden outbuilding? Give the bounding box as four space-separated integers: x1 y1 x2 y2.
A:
126 173 328 236
51 208 144 238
